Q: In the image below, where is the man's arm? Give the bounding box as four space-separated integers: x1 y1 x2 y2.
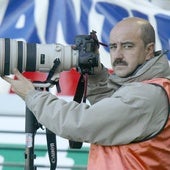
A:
25 82 169 145
2 70 169 146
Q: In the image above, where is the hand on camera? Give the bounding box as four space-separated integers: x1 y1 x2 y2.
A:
2 68 35 100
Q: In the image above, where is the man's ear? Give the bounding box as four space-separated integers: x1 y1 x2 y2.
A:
145 42 155 60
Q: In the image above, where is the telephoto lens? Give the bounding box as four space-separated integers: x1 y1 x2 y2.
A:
0 38 78 76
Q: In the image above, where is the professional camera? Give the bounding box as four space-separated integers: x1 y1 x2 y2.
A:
74 30 99 74
0 31 99 77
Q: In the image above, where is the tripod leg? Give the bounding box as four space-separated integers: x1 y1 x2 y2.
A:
25 133 36 170
24 107 39 170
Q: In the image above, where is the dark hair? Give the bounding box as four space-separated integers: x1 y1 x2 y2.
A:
140 22 155 47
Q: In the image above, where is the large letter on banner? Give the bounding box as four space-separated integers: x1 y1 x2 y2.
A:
155 14 170 59
45 0 92 44
0 0 40 43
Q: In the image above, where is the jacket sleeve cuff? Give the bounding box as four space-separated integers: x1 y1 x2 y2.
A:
25 89 41 108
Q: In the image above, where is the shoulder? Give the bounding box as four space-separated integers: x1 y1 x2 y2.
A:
113 82 169 140
112 82 169 114
113 82 167 101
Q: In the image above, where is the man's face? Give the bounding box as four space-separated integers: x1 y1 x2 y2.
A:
109 22 149 77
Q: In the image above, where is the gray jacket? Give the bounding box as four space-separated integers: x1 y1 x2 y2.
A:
25 51 170 146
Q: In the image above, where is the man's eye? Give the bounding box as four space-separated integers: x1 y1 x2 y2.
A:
109 44 117 49
123 44 133 49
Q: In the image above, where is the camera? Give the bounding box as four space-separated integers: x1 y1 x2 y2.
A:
75 31 99 74
0 31 99 76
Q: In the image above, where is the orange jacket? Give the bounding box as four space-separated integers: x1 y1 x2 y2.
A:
88 78 170 170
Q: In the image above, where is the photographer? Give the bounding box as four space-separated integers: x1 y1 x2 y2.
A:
3 17 170 169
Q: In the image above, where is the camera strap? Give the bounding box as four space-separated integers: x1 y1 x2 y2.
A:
30 86 57 170
74 73 86 102
37 58 61 170
39 88 57 170
46 58 61 92
69 73 88 148
46 129 57 170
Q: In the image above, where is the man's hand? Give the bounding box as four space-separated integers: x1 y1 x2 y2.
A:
2 68 35 100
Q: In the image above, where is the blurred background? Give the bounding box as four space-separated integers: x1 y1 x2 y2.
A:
0 0 170 169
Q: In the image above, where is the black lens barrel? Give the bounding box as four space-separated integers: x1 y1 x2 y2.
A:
17 41 23 73
26 43 36 71
4 38 10 75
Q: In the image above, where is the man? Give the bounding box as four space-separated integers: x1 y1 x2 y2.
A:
3 17 170 169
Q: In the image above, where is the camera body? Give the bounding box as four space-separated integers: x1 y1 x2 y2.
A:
75 31 99 74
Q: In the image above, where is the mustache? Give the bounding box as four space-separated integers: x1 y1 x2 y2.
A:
112 59 128 67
